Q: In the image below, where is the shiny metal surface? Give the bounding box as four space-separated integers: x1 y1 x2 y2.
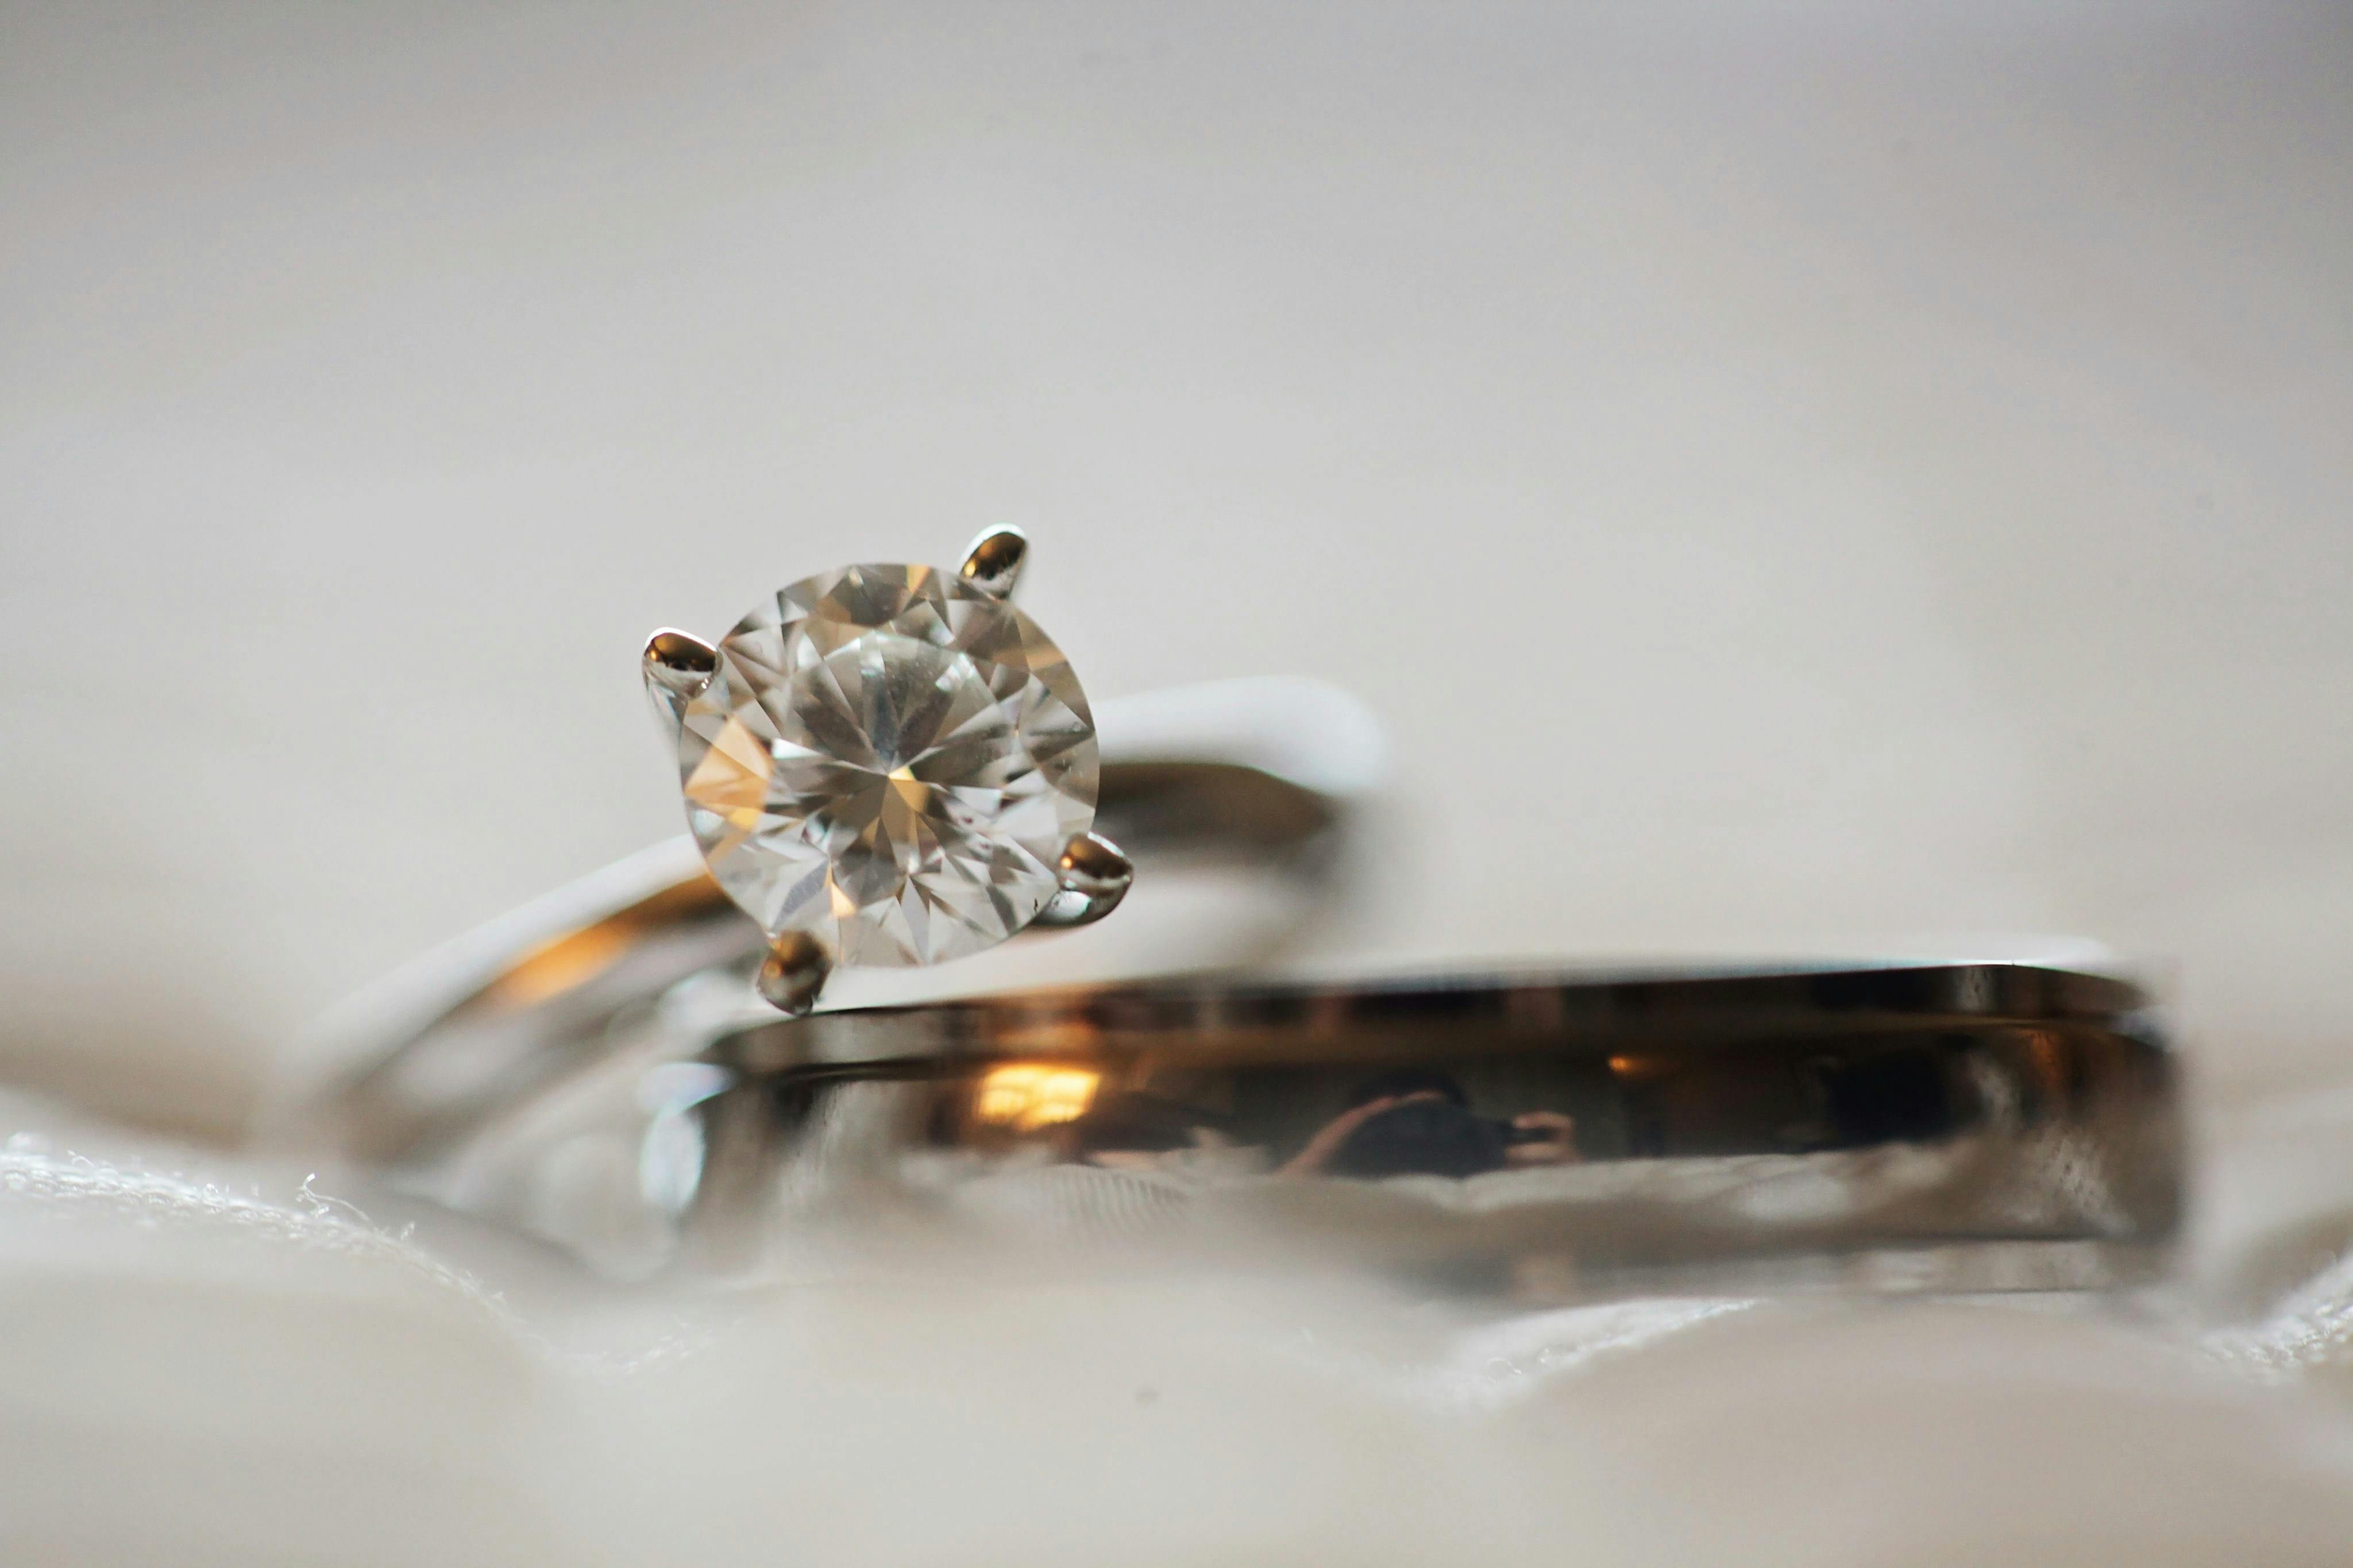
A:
957 525 1029 597
526 960 2175 1295
277 678 1384 1165
639 627 718 736
1031 830 1135 928
754 931 832 1017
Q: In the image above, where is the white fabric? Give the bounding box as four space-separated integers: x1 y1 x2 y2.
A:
6 1093 2353 1564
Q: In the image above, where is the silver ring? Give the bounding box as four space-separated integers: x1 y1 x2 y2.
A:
272 531 2182 1299
297 959 2181 1299
275 528 1383 1165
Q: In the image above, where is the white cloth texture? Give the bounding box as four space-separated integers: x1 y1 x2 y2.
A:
6 1089 2353 1565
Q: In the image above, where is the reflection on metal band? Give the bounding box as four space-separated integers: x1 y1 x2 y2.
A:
435 962 2181 1297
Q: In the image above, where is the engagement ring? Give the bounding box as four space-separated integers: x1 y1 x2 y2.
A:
280 530 1381 1165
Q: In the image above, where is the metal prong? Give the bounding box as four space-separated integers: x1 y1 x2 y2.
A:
1031 830 1133 928
642 628 718 737
755 931 832 1016
959 527 1029 598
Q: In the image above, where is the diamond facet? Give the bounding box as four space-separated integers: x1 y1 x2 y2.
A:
674 562 1098 967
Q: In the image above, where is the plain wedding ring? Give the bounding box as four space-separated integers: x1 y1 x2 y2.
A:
364 957 2180 1297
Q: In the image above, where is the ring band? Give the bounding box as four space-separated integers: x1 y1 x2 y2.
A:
276 677 1383 1165
375 959 2181 1297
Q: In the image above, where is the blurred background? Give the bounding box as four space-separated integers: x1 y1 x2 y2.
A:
3 0 2348 1146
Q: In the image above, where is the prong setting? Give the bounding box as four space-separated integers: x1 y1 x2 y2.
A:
959 527 1029 598
755 931 833 1015
655 551 1098 970
642 628 718 736
1031 831 1133 928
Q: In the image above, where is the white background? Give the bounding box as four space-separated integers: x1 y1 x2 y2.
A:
3 6 2352 1561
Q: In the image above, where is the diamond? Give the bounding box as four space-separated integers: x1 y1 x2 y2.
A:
674 562 1098 967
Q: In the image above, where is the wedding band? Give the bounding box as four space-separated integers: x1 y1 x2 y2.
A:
364 959 2179 1299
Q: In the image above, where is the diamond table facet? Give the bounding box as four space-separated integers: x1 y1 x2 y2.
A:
674 562 1098 967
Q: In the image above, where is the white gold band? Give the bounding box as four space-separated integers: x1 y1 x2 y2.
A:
404 960 2182 1296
